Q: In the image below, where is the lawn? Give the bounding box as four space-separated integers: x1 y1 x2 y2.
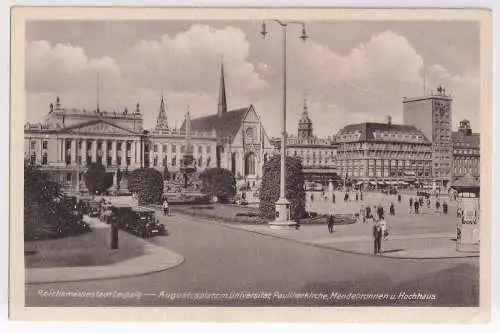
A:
24 226 147 268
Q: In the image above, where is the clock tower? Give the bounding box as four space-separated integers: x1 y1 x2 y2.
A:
402 85 453 186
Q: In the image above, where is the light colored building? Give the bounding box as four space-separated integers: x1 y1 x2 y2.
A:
24 96 218 194
402 85 453 186
180 64 274 190
270 98 338 184
451 119 480 180
336 118 433 187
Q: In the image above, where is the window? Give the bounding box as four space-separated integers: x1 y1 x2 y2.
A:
107 156 112 166
42 152 47 165
171 156 176 166
154 144 158 153
30 153 36 165
172 145 176 154
42 141 48 149
126 157 131 166
198 146 202 154
198 156 202 166
66 173 72 182
153 156 158 166
117 156 122 166
207 146 211 154
163 145 167 153
31 141 36 150
206 157 211 167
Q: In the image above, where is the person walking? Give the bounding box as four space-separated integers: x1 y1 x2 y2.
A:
373 220 383 255
397 193 401 203
414 199 420 214
377 204 384 221
332 192 336 204
360 191 363 201
344 192 349 203
436 199 441 212
162 199 169 216
409 197 414 213
389 202 395 216
327 214 335 234
355 193 359 202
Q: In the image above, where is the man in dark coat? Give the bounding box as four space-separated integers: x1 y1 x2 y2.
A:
373 220 383 255
377 204 384 220
332 193 336 203
397 194 401 203
327 215 334 234
414 200 420 214
389 202 395 216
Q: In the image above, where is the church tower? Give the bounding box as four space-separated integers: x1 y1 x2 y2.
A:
298 96 313 139
155 95 169 131
217 63 227 117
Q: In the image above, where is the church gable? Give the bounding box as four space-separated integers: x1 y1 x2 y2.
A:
243 106 259 123
59 120 138 135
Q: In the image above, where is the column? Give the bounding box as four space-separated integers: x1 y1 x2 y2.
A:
91 139 97 162
141 140 145 167
122 140 127 167
82 140 88 165
131 140 136 166
103 139 108 167
111 140 117 165
71 139 77 165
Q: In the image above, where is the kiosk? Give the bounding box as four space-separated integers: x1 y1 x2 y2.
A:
451 173 480 253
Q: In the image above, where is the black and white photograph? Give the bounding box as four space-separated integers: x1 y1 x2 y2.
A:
9 7 492 320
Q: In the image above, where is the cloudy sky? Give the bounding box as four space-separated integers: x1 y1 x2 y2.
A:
25 20 480 137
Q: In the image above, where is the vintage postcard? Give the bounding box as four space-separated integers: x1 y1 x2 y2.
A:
9 7 492 322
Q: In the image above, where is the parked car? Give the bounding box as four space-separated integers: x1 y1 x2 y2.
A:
110 206 167 238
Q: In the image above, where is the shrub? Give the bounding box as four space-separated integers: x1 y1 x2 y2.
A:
127 168 164 204
199 168 236 203
84 162 113 195
259 155 306 220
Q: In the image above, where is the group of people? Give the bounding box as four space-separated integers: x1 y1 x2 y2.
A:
408 195 448 214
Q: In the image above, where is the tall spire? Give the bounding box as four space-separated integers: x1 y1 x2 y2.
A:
217 61 227 117
155 92 169 130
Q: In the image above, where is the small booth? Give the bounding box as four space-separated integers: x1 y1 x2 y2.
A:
451 173 480 253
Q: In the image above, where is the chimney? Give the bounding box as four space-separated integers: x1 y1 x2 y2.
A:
387 116 392 125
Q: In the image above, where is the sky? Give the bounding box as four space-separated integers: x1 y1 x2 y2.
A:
25 20 480 137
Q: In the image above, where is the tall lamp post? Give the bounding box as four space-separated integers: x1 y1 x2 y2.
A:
261 19 308 228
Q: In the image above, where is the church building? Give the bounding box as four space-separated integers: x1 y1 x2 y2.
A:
180 64 274 190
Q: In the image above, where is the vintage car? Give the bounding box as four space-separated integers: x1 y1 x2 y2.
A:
110 206 167 238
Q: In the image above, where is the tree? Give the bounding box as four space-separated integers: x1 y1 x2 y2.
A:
199 168 236 203
84 162 113 195
127 168 164 204
259 155 306 220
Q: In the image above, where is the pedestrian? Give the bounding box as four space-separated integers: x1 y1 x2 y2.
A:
344 193 349 203
414 199 420 214
436 200 441 212
360 192 363 201
409 197 413 212
332 192 336 204
443 201 448 214
327 214 335 234
427 197 431 209
162 199 169 216
365 206 371 222
324 193 327 202
397 193 401 203
389 202 395 216
355 193 359 202
380 217 388 240
373 220 383 255
311 194 314 202
295 215 301 230
360 204 366 223
377 204 384 220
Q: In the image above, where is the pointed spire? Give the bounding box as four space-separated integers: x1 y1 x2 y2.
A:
156 93 169 130
217 61 227 117
302 93 309 116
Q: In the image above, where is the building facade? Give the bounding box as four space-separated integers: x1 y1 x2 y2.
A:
336 119 432 187
24 96 218 194
270 98 338 184
180 64 274 188
451 119 480 180
402 85 453 186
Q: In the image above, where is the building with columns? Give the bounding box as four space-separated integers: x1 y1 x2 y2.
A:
270 98 338 184
451 119 480 180
179 63 274 190
403 85 453 187
24 95 218 195
335 117 433 187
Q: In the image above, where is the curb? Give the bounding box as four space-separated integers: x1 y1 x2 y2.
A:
26 240 185 285
175 212 479 260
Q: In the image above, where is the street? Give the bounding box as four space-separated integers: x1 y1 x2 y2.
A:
25 208 479 307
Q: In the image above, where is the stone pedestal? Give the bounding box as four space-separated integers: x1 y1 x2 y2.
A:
269 197 297 229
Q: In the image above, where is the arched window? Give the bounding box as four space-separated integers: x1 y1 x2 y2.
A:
231 152 237 175
245 152 256 176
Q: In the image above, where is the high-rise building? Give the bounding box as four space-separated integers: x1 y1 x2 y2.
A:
402 85 453 186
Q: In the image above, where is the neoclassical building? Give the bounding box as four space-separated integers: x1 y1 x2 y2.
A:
270 98 338 183
24 96 218 195
451 119 480 180
336 117 433 186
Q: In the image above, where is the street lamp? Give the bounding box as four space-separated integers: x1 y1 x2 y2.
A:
261 19 308 229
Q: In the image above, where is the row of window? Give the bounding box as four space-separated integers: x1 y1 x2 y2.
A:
152 144 212 155
339 168 431 178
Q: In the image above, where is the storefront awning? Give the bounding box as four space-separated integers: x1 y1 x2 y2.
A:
370 181 377 185
357 181 363 185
